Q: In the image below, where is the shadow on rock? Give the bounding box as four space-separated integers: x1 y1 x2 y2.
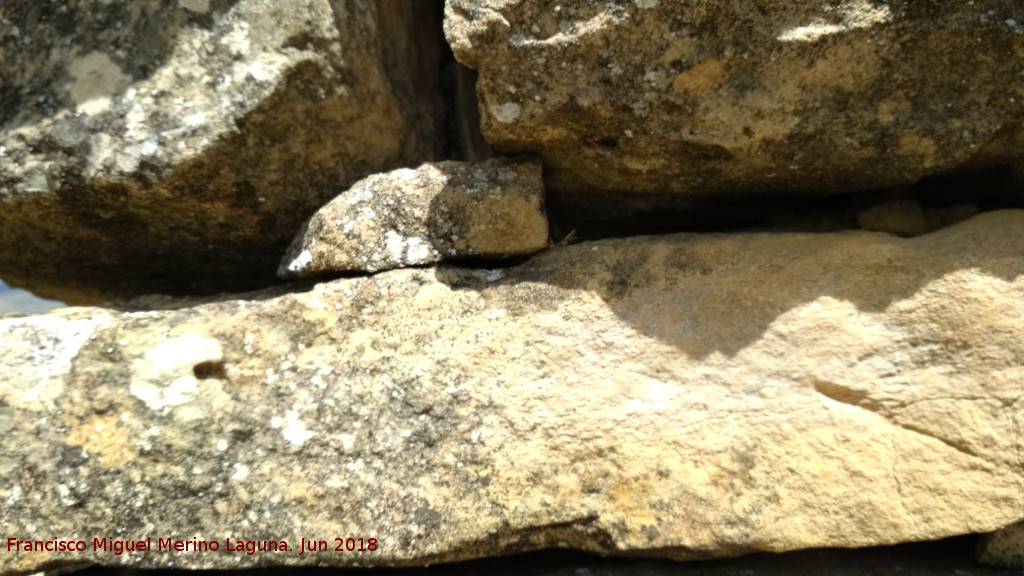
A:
433 210 1024 360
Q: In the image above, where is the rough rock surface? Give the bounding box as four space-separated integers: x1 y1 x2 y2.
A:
3 210 1024 574
444 0 1024 221
979 523 1024 568
0 0 442 303
279 158 549 277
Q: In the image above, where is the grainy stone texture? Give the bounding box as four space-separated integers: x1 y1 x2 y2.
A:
979 523 1024 568
279 158 549 278
2 210 1024 574
0 0 442 303
444 0 1024 221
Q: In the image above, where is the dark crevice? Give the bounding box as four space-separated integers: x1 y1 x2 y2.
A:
28 533 1018 575
441 65 494 161
437 0 492 162
544 163 1024 245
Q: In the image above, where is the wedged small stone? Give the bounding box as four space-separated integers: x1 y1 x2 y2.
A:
3 211 1024 575
858 200 929 237
0 0 442 302
278 158 549 277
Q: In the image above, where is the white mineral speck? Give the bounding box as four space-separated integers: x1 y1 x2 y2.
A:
216 439 228 451
778 0 891 42
385 231 406 261
247 62 266 82
338 433 356 452
405 237 432 263
286 249 313 273
282 412 312 446
231 463 249 480
139 139 158 156
491 102 522 124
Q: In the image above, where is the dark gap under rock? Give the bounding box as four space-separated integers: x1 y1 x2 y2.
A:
545 163 1024 244
43 535 1020 576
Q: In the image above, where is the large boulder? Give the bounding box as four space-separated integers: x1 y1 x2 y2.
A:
3 210 1024 574
444 1 1024 221
0 0 443 303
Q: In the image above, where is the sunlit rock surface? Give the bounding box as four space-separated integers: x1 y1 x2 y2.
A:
445 0 1024 221
2 211 1023 574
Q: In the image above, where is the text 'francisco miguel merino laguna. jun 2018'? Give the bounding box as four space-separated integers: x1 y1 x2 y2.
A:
6 536 379 556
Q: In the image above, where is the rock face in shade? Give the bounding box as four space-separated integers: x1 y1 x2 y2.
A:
279 159 549 277
978 523 1024 568
857 200 929 238
444 0 1024 221
0 0 442 303
3 210 1024 574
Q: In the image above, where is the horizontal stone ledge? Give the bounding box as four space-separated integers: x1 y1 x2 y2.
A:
2 210 1024 574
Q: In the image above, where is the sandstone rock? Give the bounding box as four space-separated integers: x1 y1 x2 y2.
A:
279 158 549 277
857 200 928 237
0 0 442 303
978 523 1024 568
3 210 1024 574
925 203 980 232
444 1 1024 221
